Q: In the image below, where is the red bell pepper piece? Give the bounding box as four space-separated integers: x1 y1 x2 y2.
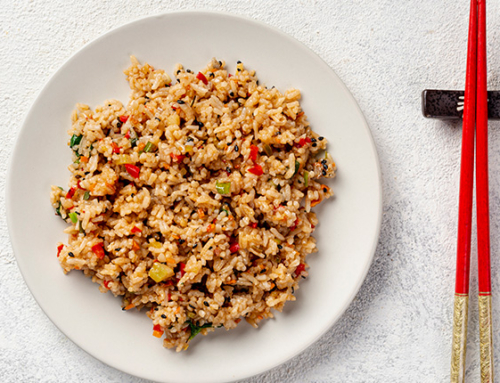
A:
249 145 259 162
111 142 120 154
91 243 105 260
57 244 64 257
295 263 306 276
66 187 76 199
131 226 142 234
119 115 129 123
247 164 263 176
125 164 140 178
196 72 208 85
170 153 185 163
229 242 240 253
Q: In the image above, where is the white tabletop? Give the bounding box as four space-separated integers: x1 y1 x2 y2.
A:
2 1 500 382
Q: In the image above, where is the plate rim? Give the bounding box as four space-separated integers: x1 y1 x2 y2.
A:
6 10 382 383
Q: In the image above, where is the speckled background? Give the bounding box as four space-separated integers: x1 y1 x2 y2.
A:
2 0 500 382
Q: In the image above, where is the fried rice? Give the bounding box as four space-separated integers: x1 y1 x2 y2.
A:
50 57 336 351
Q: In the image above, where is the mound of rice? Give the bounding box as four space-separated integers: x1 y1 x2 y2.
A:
50 57 336 351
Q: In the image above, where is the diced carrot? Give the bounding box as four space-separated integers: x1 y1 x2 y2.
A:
132 240 141 251
311 199 321 207
197 208 205 219
124 303 135 310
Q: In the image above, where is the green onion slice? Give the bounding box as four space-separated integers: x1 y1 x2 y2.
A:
70 134 83 148
293 160 300 177
304 171 309 188
263 144 272 156
69 212 78 224
143 141 154 153
83 191 90 200
216 181 231 195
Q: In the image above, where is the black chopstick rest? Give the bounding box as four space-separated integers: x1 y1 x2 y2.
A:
422 89 500 120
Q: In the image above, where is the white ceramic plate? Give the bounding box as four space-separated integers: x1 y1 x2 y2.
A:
7 11 381 383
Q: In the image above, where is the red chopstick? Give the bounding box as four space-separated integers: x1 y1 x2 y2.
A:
451 1 494 382
450 1 476 382
476 1 493 381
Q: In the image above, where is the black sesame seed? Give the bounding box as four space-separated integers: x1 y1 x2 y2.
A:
227 142 231 146
155 117 161 121
277 184 282 192
177 100 185 104
204 301 209 307
237 60 241 64
161 314 167 318
176 70 181 75
189 304 196 309
115 248 121 252
193 243 198 248
68 252 74 257
234 145 239 152
318 136 324 141
312 143 317 147
311 138 317 143
256 80 259 85
186 69 192 73
219 60 222 66
226 167 231 174
209 72 215 77
277 244 283 250
322 170 327 176
237 68 241 72
117 121 123 128
145 96 150 100
321 159 327 165
229 91 234 97
178 239 185 244
323 187 328 192
177 79 180 83
155 307 159 311
323 163 328 170
292 287 295 294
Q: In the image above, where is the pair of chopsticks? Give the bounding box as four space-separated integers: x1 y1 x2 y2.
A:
451 1 493 383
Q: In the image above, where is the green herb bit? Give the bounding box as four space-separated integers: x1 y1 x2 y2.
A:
69 212 78 224
293 160 300 177
78 220 85 234
70 134 83 148
188 319 213 341
83 191 90 200
304 171 309 188
215 180 231 195
143 141 154 153
55 202 62 217
263 144 272 156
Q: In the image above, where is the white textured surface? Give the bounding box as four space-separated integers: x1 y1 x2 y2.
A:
2 1 500 382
